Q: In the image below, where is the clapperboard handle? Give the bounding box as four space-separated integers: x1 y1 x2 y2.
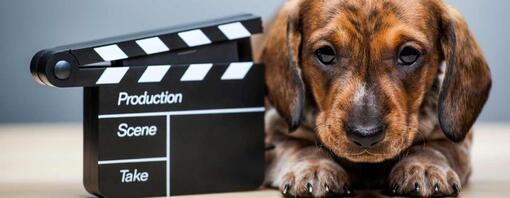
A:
30 14 262 87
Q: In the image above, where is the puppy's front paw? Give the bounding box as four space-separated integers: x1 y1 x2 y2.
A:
389 160 461 197
276 159 351 197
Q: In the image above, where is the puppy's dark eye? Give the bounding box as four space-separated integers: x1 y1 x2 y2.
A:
398 46 421 65
315 46 336 65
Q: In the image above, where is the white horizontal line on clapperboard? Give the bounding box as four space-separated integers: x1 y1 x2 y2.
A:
97 107 265 119
98 157 167 165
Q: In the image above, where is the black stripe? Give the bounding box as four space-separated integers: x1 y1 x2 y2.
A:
204 63 226 81
117 41 145 58
119 66 143 85
71 48 104 65
66 67 107 87
160 33 188 49
202 27 228 42
164 64 188 83
241 18 263 34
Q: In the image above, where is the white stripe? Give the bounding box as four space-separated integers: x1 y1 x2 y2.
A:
221 62 253 80
138 65 171 83
96 67 129 84
180 63 213 81
178 29 211 47
136 37 169 55
94 44 128 61
98 157 167 165
218 22 251 40
98 107 265 119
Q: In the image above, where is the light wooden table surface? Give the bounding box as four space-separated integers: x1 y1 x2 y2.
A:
0 124 509 197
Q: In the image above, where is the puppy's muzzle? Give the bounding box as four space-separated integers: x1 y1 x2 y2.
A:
345 102 386 149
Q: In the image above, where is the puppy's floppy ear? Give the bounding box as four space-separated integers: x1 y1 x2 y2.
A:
438 6 492 142
260 1 305 132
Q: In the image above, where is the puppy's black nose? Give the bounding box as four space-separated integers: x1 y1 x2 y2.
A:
346 124 385 148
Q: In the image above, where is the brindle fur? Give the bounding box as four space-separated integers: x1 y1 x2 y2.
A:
257 0 491 197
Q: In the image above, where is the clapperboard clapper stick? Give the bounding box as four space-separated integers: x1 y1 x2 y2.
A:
31 14 265 197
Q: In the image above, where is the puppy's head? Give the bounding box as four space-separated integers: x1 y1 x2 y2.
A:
261 0 491 162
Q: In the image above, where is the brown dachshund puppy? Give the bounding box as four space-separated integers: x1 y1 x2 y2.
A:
258 0 492 197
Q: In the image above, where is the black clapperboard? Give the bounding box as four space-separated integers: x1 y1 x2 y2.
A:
30 14 265 197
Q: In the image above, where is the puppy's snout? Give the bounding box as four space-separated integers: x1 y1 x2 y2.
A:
345 90 386 148
346 123 385 148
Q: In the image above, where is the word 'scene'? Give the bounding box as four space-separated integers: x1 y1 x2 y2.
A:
120 169 149 183
117 123 157 137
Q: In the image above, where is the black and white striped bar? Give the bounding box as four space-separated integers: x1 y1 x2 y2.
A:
30 14 261 88
71 15 261 65
49 62 256 87
97 62 253 84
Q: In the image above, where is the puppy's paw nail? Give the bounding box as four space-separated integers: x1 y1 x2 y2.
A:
392 184 399 194
414 182 420 192
434 183 440 193
282 184 290 195
325 184 330 193
306 183 313 193
343 184 352 195
452 183 461 195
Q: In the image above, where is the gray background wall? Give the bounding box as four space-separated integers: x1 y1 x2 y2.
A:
0 0 508 123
